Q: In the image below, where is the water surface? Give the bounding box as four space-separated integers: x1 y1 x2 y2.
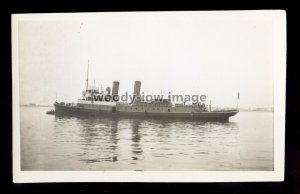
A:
20 107 273 171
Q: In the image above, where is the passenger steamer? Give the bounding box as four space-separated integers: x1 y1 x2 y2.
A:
54 64 238 122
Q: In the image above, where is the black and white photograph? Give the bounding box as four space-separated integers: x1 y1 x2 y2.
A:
12 11 286 182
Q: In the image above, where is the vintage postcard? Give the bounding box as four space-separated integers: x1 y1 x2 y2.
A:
12 10 286 182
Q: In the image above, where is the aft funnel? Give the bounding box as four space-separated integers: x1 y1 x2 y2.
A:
133 81 141 103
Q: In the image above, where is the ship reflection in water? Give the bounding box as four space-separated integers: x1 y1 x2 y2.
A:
20 107 274 171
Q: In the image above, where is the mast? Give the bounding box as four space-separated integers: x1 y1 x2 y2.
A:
236 91 239 109
86 60 89 91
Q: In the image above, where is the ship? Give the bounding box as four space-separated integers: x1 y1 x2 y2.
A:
53 63 238 122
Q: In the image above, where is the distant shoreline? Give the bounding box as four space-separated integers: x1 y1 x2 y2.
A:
239 108 274 112
20 105 53 107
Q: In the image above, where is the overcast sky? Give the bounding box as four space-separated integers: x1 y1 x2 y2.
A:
18 11 276 108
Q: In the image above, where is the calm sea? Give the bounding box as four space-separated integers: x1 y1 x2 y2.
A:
20 107 273 171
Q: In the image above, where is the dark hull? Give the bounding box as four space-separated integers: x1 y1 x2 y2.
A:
54 104 238 122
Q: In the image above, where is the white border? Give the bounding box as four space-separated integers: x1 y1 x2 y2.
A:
12 10 286 183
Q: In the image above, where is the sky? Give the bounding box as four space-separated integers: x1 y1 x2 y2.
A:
17 11 276 108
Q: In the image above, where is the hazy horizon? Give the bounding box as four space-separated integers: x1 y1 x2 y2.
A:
18 11 274 109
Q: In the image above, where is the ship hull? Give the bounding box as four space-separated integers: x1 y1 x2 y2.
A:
54 103 238 122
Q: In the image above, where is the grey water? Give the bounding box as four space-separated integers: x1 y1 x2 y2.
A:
20 107 273 171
